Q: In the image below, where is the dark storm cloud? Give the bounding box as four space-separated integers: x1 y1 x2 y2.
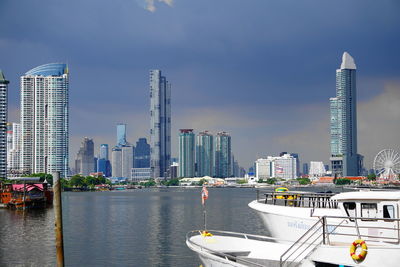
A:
0 0 399 167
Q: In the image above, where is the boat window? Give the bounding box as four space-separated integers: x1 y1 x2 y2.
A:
361 203 377 221
343 202 356 220
383 205 395 219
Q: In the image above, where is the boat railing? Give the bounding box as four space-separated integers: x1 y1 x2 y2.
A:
186 230 282 267
257 189 338 209
280 215 400 266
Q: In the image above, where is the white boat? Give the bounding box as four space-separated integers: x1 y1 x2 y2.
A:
187 190 400 266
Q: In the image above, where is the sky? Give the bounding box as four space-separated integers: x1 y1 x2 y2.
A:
0 0 399 170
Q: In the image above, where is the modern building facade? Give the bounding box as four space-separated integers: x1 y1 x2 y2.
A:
179 129 195 178
150 69 171 179
7 122 21 175
97 144 111 177
196 131 214 177
330 52 361 177
75 137 94 176
215 131 232 178
309 161 326 179
131 167 151 182
0 71 8 178
255 154 297 180
255 158 271 180
111 147 122 177
100 144 109 160
134 138 150 168
20 63 69 177
117 123 127 146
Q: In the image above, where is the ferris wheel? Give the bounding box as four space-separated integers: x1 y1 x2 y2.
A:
373 149 400 180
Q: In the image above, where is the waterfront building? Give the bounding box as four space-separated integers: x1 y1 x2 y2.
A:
6 123 22 174
111 147 122 177
256 154 297 180
150 69 171 179
196 131 214 177
97 158 111 177
290 153 300 177
330 52 362 177
131 167 151 182
134 138 150 168
215 131 232 178
179 129 195 178
0 71 8 178
74 137 94 176
111 144 133 178
20 63 69 177
255 158 272 180
117 123 127 146
273 154 297 180
309 161 326 179
170 162 178 179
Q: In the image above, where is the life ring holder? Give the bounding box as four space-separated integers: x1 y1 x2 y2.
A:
350 239 368 262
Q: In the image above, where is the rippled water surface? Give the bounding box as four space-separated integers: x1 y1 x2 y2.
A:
0 187 267 266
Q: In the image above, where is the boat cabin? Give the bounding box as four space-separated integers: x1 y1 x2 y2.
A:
332 190 400 220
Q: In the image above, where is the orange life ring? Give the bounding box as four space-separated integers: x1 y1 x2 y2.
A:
350 239 367 262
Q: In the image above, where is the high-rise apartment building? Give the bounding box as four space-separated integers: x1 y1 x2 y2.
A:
111 147 122 177
150 70 171 179
0 71 8 178
196 131 214 177
134 138 150 168
20 63 69 177
179 129 195 177
7 122 21 174
330 52 362 177
75 137 94 176
215 131 232 178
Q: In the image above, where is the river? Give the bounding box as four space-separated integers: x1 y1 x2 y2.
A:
0 187 268 266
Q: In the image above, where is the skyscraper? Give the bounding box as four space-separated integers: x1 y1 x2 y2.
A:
74 137 94 176
196 131 214 177
117 123 127 146
0 71 8 178
150 70 171 179
134 138 150 168
215 131 232 178
100 144 109 160
97 144 111 177
330 52 361 177
111 147 122 177
7 122 21 174
20 63 69 177
179 129 195 178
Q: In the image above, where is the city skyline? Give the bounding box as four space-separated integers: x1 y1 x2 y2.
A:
1 1 399 170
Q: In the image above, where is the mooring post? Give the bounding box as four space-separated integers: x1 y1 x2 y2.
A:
53 171 64 267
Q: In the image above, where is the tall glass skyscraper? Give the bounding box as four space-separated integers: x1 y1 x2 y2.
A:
134 138 150 168
0 71 8 178
117 123 127 146
100 144 109 160
21 63 69 177
330 52 361 177
150 70 171 179
179 129 195 178
74 137 94 176
215 131 232 178
196 131 214 177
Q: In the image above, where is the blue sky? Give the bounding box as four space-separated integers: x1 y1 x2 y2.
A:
1 0 399 169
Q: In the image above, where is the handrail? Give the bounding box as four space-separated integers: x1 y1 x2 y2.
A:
280 217 324 267
186 230 274 267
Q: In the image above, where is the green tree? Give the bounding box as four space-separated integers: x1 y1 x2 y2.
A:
69 175 85 187
334 178 352 185
296 178 311 185
266 178 277 185
367 173 376 181
237 179 246 184
23 173 53 185
197 178 207 186
166 178 180 186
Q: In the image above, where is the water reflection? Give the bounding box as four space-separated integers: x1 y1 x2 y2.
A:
1 188 264 266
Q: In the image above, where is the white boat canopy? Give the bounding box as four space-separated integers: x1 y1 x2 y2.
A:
332 191 400 201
